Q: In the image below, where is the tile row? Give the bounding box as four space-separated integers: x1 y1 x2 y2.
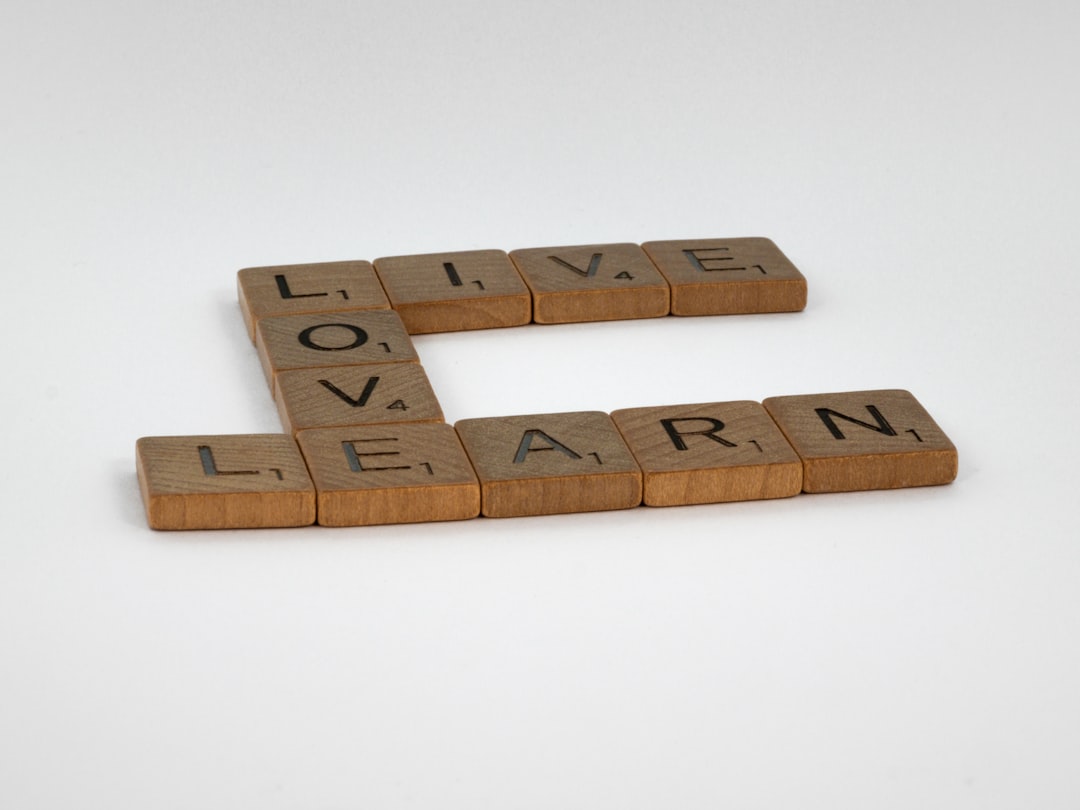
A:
136 390 958 530
238 237 807 337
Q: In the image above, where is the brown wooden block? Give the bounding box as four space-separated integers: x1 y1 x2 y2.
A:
454 411 642 517
254 310 418 393
237 261 391 342
610 401 802 507
296 424 480 526
372 249 531 334
641 237 807 316
136 434 316 530
762 389 958 493
275 363 443 435
508 243 670 324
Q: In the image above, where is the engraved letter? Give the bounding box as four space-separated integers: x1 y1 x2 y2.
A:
814 405 898 440
318 376 379 407
513 429 583 464
298 323 368 351
198 446 259 476
443 262 464 287
683 247 735 272
547 253 603 278
275 274 329 300
660 417 738 451
341 438 411 472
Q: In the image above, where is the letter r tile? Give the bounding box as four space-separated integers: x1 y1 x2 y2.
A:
454 411 643 517
373 250 532 334
509 243 670 324
237 260 391 342
610 401 802 507
136 435 316 530
762 389 958 492
641 237 807 316
296 424 480 526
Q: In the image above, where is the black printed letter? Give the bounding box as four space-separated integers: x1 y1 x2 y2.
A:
275 274 329 300
298 323 368 351
660 417 738 451
814 405 898 440
513 430 583 464
318 376 379 407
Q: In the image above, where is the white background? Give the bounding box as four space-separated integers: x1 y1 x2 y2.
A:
3 1 1079 807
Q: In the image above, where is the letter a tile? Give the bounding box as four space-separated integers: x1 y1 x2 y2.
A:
641 237 807 316
275 362 444 434
296 424 480 526
762 389 958 492
509 243 670 324
610 401 802 507
136 435 316 530
373 250 532 334
255 310 418 393
454 411 643 517
237 260 391 342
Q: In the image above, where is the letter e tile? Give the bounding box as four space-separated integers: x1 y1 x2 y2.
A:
509 243 670 324
454 411 643 517
611 401 802 506
136 435 316 530
296 424 480 526
641 237 807 316
762 389 958 492
373 250 532 334
237 261 391 342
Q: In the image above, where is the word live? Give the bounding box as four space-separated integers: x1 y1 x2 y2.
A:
136 238 957 529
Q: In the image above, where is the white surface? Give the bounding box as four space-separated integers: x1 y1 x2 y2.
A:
3 1 1079 807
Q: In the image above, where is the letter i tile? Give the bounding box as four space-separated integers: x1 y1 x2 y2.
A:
372 250 532 334
610 401 803 506
136 435 316 530
454 411 643 517
296 423 480 526
762 389 958 492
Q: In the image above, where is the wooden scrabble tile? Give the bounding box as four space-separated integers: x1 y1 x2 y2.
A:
275 362 443 435
454 411 642 517
762 389 958 493
610 401 802 507
641 237 807 316
372 249 531 334
508 243 670 324
237 260 391 341
296 423 480 526
254 310 418 393
136 434 316 530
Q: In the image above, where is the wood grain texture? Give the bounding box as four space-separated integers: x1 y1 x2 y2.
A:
136 435 316 530
508 243 670 324
373 250 531 334
454 411 642 517
610 401 802 506
641 237 807 316
254 310 418 393
237 261 390 342
275 362 443 435
296 424 480 526
762 389 958 493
